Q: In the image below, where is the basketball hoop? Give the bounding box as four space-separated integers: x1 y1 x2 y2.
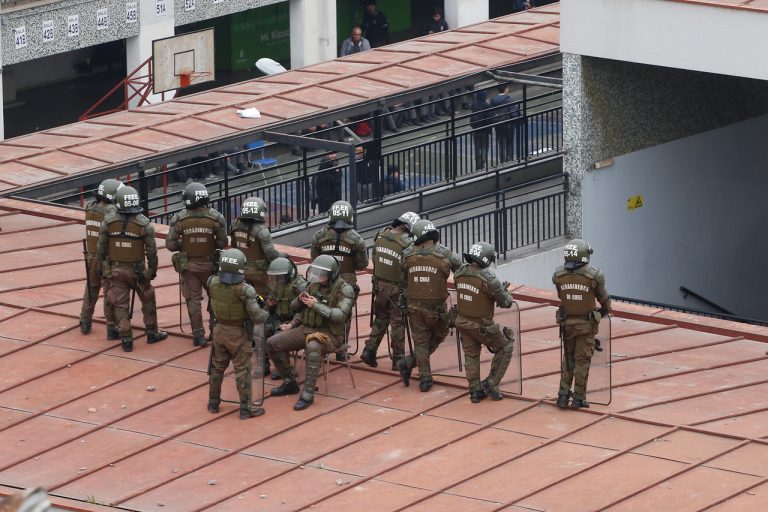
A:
179 73 191 88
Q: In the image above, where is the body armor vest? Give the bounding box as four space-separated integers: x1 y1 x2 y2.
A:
555 271 597 316
179 213 218 259
274 278 300 320
405 249 449 300
107 217 145 263
316 230 356 274
301 280 345 337
231 222 266 263
456 270 494 319
373 229 409 283
85 201 111 254
209 277 247 324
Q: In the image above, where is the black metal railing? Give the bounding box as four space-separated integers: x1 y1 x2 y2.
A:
50 83 563 232
611 295 768 327
436 189 567 259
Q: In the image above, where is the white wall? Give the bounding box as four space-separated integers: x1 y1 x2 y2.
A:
444 0 489 30
497 246 564 291
289 0 336 69
562 0 768 81
583 114 768 319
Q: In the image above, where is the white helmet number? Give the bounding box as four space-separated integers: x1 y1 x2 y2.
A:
123 194 140 207
332 204 351 219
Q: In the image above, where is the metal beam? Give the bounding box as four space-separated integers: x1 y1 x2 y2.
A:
486 70 563 89
263 131 354 153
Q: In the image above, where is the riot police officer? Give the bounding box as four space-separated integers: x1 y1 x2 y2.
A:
207 248 269 419
455 241 516 403
97 186 168 352
310 200 368 358
264 256 307 378
80 178 121 338
361 211 420 370
553 239 611 409
267 255 355 411
398 220 461 391
230 197 279 297
167 182 227 347
230 196 280 375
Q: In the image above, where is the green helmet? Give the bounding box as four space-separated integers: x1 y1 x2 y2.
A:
115 185 142 214
563 239 593 269
240 197 267 222
328 200 354 229
392 211 420 233
307 254 339 283
219 249 246 283
411 219 440 245
183 182 209 209
267 256 298 290
96 179 123 204
463 241 496 268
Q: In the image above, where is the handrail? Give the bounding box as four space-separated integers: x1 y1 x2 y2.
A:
679 286 733 315
612 295 767 327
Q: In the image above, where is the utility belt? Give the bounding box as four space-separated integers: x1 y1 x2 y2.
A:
188 255 213 263
111 261 142 269
244 260 268 270
556 306 601 323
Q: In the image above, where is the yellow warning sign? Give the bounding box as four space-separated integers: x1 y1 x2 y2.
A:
627 195 643 210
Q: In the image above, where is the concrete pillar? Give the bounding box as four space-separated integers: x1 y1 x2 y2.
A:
125 0 175 107
289 0 337 69
444 0 489 29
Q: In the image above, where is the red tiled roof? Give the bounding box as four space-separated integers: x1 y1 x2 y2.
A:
1 198 768 511
0 4 561 197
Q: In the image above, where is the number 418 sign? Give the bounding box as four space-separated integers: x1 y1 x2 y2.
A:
14 26 27 49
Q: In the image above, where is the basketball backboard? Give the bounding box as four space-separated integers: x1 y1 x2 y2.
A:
153 28 215 94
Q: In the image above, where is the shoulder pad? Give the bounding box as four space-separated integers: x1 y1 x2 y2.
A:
85 199 98 210
207 208 226 222
135 214 150 226
256 224 272 240
242 282 257 298
344 229 363 243
340 282 356 299
403 246 415 258
480 267 496 281
579 265 599 280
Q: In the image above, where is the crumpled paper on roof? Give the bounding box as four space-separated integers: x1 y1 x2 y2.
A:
237 107 261 119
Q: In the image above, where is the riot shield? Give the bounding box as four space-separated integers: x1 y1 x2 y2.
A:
587 314 611 405
251 325 266 407
504 301 523 395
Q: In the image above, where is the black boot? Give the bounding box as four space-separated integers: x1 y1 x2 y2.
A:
335 351 348 362
360 347 378 367
192 335 207 347
397 359 412 387
207 401 220 413
271 370 282 380
470 389 487 403
391 357 403 372
270 378 300 396
147 330 168 344
419 379 433 393
240 407 265 419
556 392 570 409
79 321 91 334
121 336 133 353
571 398 590 409
107 327 120 340
481 379 504 401
293 395 313 411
